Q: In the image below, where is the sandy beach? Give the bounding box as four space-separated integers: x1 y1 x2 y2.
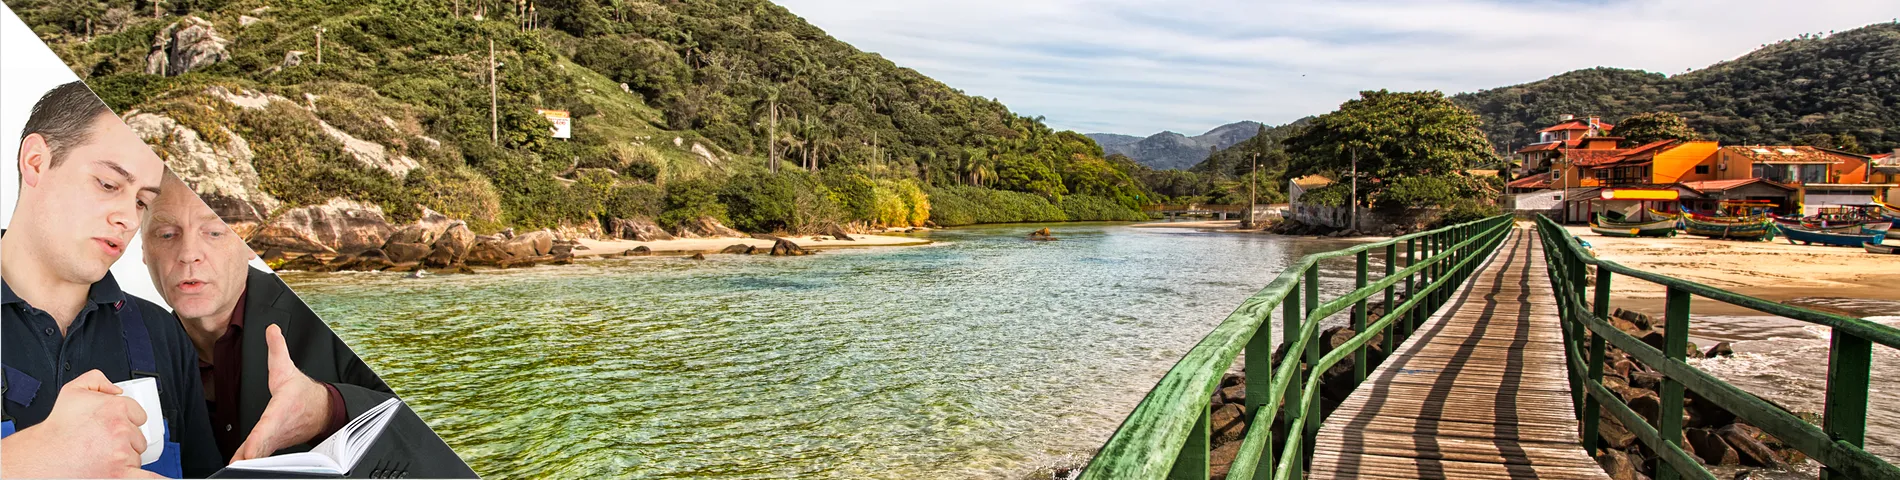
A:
572 233 931 257
1128 219 1246 229
1564 225 1900 315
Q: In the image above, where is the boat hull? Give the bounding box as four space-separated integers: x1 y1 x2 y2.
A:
1681 217 1776 241
1866 242 1900 254
1784 225 1886 247
1591 215 1676 237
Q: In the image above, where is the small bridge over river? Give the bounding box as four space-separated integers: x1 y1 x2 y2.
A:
1081 215 1899 480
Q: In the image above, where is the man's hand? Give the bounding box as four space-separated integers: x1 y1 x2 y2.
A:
0 370 164 478
230 324 333 462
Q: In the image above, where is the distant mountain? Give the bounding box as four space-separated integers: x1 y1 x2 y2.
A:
1453 22 1900 153
1086 121 1264 170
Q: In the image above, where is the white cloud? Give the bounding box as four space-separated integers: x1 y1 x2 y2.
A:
775 0 1900 135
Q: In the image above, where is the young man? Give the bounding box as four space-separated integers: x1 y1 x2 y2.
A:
1 82 222 477
144 172 476 476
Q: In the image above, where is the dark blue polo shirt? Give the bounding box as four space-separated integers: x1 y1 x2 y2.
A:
3 273 223 478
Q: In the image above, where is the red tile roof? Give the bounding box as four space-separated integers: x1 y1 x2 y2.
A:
1565 149 1630 166
1517 142 1562 153
1678 178 1796 193
1506 171 1552 189
1538 119 1615 133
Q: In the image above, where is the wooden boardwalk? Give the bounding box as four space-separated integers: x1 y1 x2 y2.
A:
1311 227 1608 479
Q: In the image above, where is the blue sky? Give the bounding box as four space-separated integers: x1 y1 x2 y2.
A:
775 0 1900 136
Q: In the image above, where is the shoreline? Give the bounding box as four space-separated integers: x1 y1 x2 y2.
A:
1565 225 1900 316
1128 219 1396 242
572 233 933 257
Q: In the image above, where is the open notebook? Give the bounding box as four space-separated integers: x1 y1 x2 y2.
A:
214 398 403 478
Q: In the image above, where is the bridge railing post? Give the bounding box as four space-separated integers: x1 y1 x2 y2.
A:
1279 275 1303 479
1822 332 1872 480
1301 266 1321 468
1581 267 1611 453
1353 250 1369 382
1655 286 1691 480
1167 405 1211 480
1405 238 1418 336
1382 243 1397 352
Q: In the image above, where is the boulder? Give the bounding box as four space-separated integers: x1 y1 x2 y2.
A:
249 198 393 254
769 238 810 256
688 253 706 260
608 218 675 241
1210 402 1247 445
423 245 458 268
825 223 855 241
387 208 455 245
277 254 329 272
259 247 286 264
623 246 652 256
720 244 754 255
464 236 514 266
1716 424 1785 468
123 110 278 228
1686 428 1739 465
1218 384 1246 406
383 242 431 264
1596 413 1638 450
430 222 474 261
679 216 744 238
146 16 230 77
500 230 556 258
1594 449 1649 480
1705 342 1734 358
549 241 575 257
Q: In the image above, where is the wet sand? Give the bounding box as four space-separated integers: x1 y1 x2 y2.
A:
1565 225 1900 315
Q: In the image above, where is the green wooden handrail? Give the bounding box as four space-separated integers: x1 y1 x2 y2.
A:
1534 215 1900 480
1082 214 1516 479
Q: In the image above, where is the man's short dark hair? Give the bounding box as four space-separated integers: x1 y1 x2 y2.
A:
21 81 114 169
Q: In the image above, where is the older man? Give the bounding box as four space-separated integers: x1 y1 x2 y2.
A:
141 172 475 477
1 81 221 477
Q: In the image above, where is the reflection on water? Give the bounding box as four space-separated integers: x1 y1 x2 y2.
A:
284 224 1370 478
1686 297 1900 463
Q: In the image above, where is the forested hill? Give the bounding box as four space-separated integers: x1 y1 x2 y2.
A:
1454 21 1900 154
16 0 1150 232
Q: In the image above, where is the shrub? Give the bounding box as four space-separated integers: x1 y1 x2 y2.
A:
925 185 1066 226
1059 194 1148 222
658 176 729 229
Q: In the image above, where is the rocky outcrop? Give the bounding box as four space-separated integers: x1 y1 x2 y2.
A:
248 198 392 254
123 111 279 231
675 216 744 238
387 208 455 245
608 218 674 241
720 244 755 255
146 17 229 76
317 117 420 177
769 238 810 256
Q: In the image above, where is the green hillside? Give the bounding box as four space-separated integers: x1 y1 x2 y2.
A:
1454 22 1900 153
16 0 1150 232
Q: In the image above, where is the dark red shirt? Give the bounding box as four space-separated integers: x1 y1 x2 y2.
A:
196 290 347 461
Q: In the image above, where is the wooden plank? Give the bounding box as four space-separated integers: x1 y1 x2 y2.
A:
1311 228 1610 479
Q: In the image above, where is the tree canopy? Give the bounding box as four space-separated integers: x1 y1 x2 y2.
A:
1283 90 1495 207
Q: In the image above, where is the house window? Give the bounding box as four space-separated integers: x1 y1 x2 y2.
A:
1695 165 1709 175
1799 164 1827 184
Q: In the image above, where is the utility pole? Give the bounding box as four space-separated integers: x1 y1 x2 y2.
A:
1247 152 1259 229
1350 148 1359 232
489 38 498 146
768 100 779 174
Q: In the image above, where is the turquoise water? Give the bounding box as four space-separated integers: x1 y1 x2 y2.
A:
283 223 1370 478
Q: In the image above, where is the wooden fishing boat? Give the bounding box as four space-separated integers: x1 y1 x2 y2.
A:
1680 216 1777 241
1866 241 1900 254
1783 224 1886 247
1590 215 1677 237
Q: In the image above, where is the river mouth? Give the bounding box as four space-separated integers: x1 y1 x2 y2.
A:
285 223 1371 478
285 226 1899 476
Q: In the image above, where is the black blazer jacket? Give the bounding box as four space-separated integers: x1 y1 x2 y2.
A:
229 268 476 478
